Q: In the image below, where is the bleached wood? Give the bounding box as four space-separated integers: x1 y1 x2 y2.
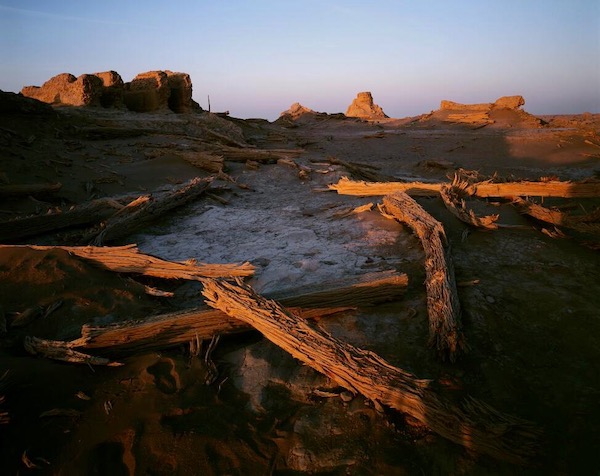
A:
514 197 600 234
23 336 121 366
330 176 600 198
72 271 408 352
440 184 499 230
0 198 123 241
0 182 62 197
201 278 539 465
0 244 255 279
382 193 465 360
88 176 213 245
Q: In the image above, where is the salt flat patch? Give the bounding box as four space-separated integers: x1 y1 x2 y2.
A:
133 200 402 295
132 162 412 295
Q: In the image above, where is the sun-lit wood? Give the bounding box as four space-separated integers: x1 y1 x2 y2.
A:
201 278 540 464
0 243 255 279
382 192 465 360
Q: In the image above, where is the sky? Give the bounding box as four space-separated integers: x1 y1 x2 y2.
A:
0 0 598 120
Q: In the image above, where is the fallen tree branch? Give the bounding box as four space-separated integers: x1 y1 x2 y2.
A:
0 244 255 279
328 157 394 182
440 183 499 230
382 193 465 360
24 336 121 366
216 145 305 163
0 182 62 197
0 197 123 242
513 197 600 235
175 151 224 173
71 271 408 353
330 176 600 198
201 278 540 465
86 176 213 245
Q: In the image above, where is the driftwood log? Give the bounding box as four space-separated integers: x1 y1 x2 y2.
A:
175 151 224 173
440 183 499 230
87 176 213 245
513 197 600 235
0 197 124 242
201 278 540 465
327 157 393 182
330 176 600 198
0 244 255 279
24 336 121 366
71 271 408 353
382 193 465 360
0 182 62 197
216 145 305 163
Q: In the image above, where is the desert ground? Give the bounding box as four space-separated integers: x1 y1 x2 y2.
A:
1 87 600 475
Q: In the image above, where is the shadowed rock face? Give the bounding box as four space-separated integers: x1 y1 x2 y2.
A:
95 71 125 108
123 71 171 112
345 92 387 119
21 70 200 113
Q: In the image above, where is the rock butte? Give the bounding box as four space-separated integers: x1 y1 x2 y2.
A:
21 70 200 113
345 92 388 119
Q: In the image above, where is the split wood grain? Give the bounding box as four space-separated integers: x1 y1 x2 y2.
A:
201 278 540 465
382 192 465 360
0 244 255 279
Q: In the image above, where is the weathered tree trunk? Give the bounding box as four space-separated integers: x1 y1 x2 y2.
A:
440 184 499 230
71 271 408 353
87 176 213 245
201 278 540 465
382 193 464 360
0 244 255 279
0 197 123 242
0 182 62 197
330 177 600 198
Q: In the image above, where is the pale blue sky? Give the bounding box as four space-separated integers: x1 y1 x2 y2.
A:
1 1 598 120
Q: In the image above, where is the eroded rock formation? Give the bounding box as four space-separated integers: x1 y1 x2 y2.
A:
440 95 526 112
21 70 200 113
278 103 316 121
433 95 540 127
21 73 104 107
95 71 125 108
345 92 387 119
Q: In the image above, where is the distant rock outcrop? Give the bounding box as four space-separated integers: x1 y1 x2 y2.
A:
275 102 347 126
21 73 104 107
278 102 316 121
425 95 541 128
21 70 200 113
345 92 387 119
493 95 525 110
95 71 125 108
440 95 526 112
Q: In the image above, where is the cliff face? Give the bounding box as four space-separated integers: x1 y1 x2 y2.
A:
345 92 387 119
21 70 200 113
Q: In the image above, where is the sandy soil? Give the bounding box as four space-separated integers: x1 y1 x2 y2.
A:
1 92 600 474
